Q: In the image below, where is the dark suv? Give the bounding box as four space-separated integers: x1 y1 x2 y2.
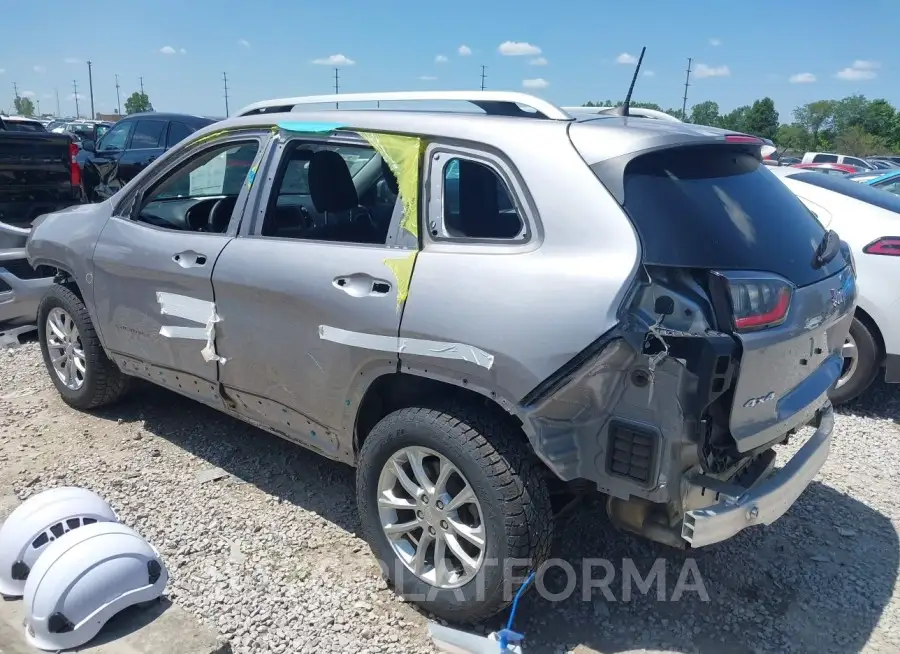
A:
77 112 219 201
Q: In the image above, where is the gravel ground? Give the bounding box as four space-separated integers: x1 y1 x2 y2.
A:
2 340 900 654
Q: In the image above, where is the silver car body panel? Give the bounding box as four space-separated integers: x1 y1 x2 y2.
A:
24 96 854 546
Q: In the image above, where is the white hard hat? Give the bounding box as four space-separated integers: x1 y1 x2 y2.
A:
23 521 168 651
0 487 118 597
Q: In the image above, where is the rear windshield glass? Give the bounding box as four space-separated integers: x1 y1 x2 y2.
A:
597 146 847 287
789 171 900 214
4 120 44 132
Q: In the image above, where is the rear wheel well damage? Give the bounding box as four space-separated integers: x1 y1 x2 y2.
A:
353 373 528 456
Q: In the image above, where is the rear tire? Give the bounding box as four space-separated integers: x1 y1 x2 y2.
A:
37 284 130 410
829 316 879 406
356 403 553 623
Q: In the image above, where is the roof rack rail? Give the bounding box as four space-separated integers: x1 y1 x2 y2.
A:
235 91 573 121
562 106 683 123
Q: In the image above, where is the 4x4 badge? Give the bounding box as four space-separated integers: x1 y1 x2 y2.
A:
743 392 775 408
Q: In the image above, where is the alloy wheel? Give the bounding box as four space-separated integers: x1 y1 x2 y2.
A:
836 334 859 390
376 446 486 590
45 308 86 391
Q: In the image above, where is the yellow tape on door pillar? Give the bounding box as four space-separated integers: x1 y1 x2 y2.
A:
357 132 424 240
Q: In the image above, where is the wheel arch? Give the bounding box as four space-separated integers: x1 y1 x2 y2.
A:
855 305 885 363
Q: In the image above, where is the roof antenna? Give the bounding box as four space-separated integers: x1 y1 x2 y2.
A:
614 46 646 117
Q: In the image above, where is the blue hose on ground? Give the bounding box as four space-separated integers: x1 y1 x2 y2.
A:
497 570 536 652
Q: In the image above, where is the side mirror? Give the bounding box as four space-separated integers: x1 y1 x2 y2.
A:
81 139 96 153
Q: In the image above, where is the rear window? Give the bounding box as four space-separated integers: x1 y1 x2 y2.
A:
812 154 838 163
4 120 44 132
790 171 900 214
601 146 846 288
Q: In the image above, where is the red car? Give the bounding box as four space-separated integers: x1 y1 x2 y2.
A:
790 162 862 176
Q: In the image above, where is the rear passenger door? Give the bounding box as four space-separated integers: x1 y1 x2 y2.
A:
211 133 410 458
82 119 134 201
115 118 168 184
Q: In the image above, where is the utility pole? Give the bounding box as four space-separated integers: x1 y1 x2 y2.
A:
55 88 60 116
87 60 95 119
334 68 340 109
36 100 41 115
222 72 230 116
115 74 121 114
681 57 692 122
139 77 145 95
480 65 487 91
12 82 19 108
72 80 80 117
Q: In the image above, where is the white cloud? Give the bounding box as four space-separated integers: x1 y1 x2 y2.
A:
643 70 655 77
160 46 176 55
615 52 638 65
498 41 542 56
179 48 187 55
522 78 549 89
789 72 816 84
312 53 355 66
836 59 880 80
709 38 722 46
33 65 46 73
458 45 472 56
20 91 36 99
694 63 730 78
435 54 448 63
64 57 80 64
68 93 85 101
530 57 547 66
238 39 250 48
419 75 438 81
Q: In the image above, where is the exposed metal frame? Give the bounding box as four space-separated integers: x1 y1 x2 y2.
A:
235 91 574 121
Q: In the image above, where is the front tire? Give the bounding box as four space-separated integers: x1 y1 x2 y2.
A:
829 316 879 406
356 403 553 623
37 284 130 410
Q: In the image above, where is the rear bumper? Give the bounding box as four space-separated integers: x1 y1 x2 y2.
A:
681 403 834 548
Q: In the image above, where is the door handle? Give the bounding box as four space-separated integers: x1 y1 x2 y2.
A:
334 273 392 297
173 251 208 268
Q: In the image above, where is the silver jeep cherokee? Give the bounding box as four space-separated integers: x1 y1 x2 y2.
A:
24 91 856 622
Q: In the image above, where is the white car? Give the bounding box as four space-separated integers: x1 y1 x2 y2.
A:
771 166 900 403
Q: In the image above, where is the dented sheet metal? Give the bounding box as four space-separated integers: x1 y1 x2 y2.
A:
319 325 494 370
156 292 227 364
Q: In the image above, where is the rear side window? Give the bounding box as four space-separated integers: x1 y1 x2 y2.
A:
791 171 900 214
843 157 868 168
130 120 166 149
812 154 838 163
605 147 846 287
167 121 193 148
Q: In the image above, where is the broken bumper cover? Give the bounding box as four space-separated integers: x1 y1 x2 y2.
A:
682 403 834 548
0 251 54 328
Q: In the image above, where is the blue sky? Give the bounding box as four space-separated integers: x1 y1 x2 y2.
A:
2 0 898 120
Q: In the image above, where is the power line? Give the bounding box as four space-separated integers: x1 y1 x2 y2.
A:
72 80 80 117
681 57 692 122
222 72 230 116
334 68 340 109
87 60 95 119
115 74 121 114
480 65 487 91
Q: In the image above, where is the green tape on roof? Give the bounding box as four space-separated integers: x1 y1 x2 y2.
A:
277 121 345 133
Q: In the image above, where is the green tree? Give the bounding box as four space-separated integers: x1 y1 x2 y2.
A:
863 99 895 141
833 95 868 134
835 125 882 157
689 101 720 127
124 91 153 114
793 100 836 149
719 105 750 133
13 96 35 117
744 97 779 140
776 124 811 152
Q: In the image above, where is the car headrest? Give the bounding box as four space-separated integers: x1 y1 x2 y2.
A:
308 150 358 213
381 158 399 196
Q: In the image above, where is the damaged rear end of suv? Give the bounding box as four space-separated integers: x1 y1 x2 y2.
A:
523 121 856 550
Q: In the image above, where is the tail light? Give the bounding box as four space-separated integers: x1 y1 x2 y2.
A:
69 142 81 187
724 277 793 332
863 237 900 256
